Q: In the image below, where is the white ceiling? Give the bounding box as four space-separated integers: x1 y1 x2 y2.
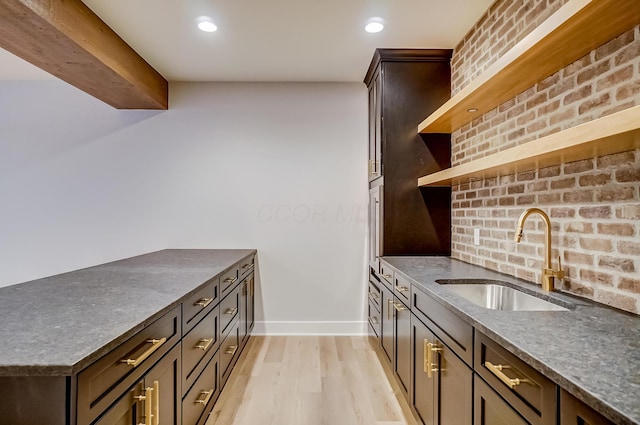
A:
1 0 494 82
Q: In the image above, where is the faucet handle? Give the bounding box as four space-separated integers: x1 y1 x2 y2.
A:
556 255 565 280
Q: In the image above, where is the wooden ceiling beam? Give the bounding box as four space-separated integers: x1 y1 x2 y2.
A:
0 0 168 109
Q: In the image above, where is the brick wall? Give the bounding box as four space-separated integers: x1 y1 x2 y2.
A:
449 1 640 314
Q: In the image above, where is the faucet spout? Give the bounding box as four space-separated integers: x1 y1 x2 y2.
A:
514 208 563 291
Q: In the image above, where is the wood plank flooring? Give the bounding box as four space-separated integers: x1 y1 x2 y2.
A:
206 336 417 425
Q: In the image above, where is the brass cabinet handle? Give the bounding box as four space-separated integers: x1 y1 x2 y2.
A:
395 285 409 293
225 307 238 315
485 361 529 389
120 337 167 367
425 341 442 378
194 338 214 351
393 302 407 312
195 298 213 308
382 274 392 279
225 345 238 355
144 385 154 425
195 389 214 406
368 292 380 303
241 263 254 271
369 316 378 324
224 277 238 284
153 380 160 425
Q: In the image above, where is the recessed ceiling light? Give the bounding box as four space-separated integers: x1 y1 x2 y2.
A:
197 16 217 32
365 18 385 33
467 108 479 113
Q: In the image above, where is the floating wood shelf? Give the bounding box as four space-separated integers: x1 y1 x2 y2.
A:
417 105 640 187
417 0 640 134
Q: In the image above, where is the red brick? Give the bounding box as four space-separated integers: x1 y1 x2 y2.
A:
549 78 576 98
599 256 635 272
499 197 515 206
615 167 640 182
580 269 614 286
594 290 637 313
526 119 547 133
618 241 640 256
538 193 561 204
565 222 593 233
508 184 525 194
577 60 612 85
616 204 640 219
578 173 611 186
538 72 561 91
595 187 635 202
537 100 561 115
550 108 577 125
526 92 548 109
564 250 594 265
506 104 526 120
616 81 640 101
579 237 613 252
563 55 593 78
563 85 593 105
579 206 611 218
594 29 635 60
564 159 594 174
563 190 593 203
596 65 634 91
550 178 575 189
517 195 536 205
517 170 536 181
550 207 575 218
597 151 635 167
597 223 634 236
619 277 640 294
614 38 640 66
578 93 611 114
565 280 595 297
539 165 561 178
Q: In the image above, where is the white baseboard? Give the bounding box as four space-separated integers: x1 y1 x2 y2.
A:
252 320 368 335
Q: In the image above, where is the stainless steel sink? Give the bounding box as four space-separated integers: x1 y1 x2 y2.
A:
443 284 569 311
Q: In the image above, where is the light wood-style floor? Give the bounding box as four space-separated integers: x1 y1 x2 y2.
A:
206 336 417 425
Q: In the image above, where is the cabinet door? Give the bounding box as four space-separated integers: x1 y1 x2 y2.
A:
368 69 382 181
144 344 182 425
94 382 144 425
239 277 248 344
394 297 411 397
439 341 472 425
380 284 394 364
247 273 255 334
474 375 530 425
560 389 614 425
412 316 437 425
369 185 382 271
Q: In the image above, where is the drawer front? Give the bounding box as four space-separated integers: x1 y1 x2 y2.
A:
220 320 241 388
474 374 530 425
412 285 473 366
77 306 181 425
368 280 381 311
220 266 240 297
183 278 219 334
560 389 614 425
182 307 219 393
475 332 556 425
379 262 394 288
219 285 241 336
394 272 411 304
239 255 255 277
368 299 380 336
183 354 219 425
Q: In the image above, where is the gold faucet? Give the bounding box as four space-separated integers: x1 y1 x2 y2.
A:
514 208 564 291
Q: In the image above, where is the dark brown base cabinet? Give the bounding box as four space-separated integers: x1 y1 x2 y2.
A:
370 260 617 425
0 253 256 425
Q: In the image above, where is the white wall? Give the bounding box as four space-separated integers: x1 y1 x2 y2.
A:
0 80 368 334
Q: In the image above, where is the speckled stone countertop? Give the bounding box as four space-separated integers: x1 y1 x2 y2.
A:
0 249 255 377
382 256 640 425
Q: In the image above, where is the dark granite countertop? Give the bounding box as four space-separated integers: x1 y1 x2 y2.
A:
0 249 255 376
382 256 640 425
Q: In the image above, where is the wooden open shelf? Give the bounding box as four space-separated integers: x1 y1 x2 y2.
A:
417 105 640 187
417 0 640 134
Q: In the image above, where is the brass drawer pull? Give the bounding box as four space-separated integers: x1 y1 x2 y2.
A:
195 298 213 308
195 389 214 406
485 361 529 388
225 345 238 355
368 293 379 303
224 277 238 284
242 263 254 270
143 385 154 425
194 338 214 351
395 285 409 293
153 380 160 425
424 341 442 378
381 274 392 279
393 302 407 312
120 337 167 367
225 307 238 315
369 316 379 324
